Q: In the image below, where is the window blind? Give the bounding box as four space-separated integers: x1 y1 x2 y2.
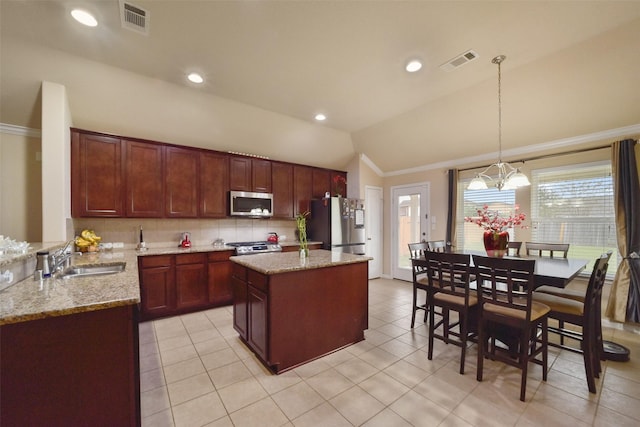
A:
531 161 617 276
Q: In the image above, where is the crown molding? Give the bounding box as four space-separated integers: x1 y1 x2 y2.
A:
384 124 640 177
0 123 42 138
359 153 384 177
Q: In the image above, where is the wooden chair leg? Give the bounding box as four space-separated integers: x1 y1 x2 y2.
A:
427 296 435 360
519 327 529 402
459 313 468 375
476 318 485 382
542 319 548 381
411 287 418 328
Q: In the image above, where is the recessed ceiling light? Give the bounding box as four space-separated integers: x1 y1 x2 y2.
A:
71 9 98 27
405 59 423 73
314 114 327 121
187 73 204 84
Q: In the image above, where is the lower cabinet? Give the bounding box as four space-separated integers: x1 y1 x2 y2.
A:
247 270 268 361
139 250 234 321
231 263 248 340
0 305 140 426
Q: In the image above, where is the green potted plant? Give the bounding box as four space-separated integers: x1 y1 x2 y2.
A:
296 211 310 258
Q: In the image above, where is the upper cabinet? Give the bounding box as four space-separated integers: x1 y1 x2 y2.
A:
71 128 345 219
200 152 229 218
271 162 293 218
229 156 272 193
71 131 124 217
125 140 164 218
165 146 199 218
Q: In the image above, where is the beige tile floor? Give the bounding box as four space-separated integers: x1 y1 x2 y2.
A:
139 278 640 427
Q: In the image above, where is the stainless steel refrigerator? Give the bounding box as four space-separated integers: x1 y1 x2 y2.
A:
309 197 366 255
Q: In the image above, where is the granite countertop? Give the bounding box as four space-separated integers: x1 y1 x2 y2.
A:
0 241 326 326
0 249 140 326
230 249 372 275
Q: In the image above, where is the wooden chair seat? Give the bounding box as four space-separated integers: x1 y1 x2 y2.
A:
484 300 551 321
433 292 478 307
533 293 584 316
535 285 585 302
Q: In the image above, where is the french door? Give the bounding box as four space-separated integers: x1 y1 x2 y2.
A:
391 183 429 281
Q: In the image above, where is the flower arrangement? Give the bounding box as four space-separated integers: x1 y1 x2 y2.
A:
333 175 346 197
296 211 310 257
464 205 527 233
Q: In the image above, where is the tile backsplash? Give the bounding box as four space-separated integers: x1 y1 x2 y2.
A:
72 218 300 249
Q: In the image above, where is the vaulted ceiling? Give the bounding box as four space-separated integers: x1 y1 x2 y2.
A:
2 1 639 173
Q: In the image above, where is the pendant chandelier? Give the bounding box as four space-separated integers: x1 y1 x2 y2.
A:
468 55 530 191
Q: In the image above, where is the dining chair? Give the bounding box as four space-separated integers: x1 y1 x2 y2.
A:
408 242 430 328
427 240 447 252
473 255 550 402
506 241 522 256
525 242 570 258
532 252 612 393
424 251 477 374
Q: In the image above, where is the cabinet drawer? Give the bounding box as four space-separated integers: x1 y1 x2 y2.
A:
140 255 172 268
176 253 207 265
208 251 233 262
231 263 246 281
247 269 268 292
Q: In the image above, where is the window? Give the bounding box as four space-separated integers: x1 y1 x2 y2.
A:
456 182 518 252
531 161 617 277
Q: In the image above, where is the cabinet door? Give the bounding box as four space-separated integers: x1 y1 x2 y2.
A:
252 159 272 193
231 265 248 340
139 265 175 320
208 260 233 306
71 130 124 217
165 146 199 217
125 140 164 217
175 254 207 310
271 162 293 218
312 168 330 199
229 156 252 191
248 285 268 361
200 152 229 217
293 165 313 215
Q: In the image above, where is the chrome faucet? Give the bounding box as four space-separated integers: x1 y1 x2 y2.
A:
49 240 77 275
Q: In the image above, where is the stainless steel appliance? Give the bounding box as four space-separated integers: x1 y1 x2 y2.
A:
226 241 282 255
229 191 273 218
309 197 365 255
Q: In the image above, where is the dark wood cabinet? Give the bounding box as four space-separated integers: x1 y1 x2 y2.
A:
252 159 272 193
175 253 208 310
200 152 229 217
231 263 248 340
139 251 234 320
71 131 124 217
139 255 175 321
271 162 294 218
1 305 141 426
208 251 234 306
312 168 331 199
248 285 268 361
125 140 164 217
165 146 199 218
293 165 314 215
71 128 346 219
229 156 252 191
229 156 272 193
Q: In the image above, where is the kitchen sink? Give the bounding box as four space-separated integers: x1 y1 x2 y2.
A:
61 263 125 279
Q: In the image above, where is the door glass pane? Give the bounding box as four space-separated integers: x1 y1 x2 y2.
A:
397 194 421 269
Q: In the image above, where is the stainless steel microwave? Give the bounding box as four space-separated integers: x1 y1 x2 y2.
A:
229 191 274 218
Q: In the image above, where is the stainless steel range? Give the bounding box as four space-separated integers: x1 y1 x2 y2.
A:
226 241 282 255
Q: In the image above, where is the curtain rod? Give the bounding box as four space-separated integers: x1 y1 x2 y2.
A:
458 143 612 173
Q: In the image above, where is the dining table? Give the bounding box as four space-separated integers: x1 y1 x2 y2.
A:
456 250 590 288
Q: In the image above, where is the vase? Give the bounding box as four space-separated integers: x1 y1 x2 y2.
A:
483 231 509 257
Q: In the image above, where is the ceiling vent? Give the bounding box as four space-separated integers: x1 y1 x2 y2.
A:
440 50 479 71
119 1 149 35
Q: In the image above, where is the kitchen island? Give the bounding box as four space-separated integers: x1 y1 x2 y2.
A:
230 249 371 373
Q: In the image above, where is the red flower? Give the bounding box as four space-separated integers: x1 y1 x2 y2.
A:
464 205 527 233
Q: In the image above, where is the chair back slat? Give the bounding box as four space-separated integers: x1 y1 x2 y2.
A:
525 242 570 258
473 255 536 323
425 251 472 302
427 240 447 253
507 241 522 256
408 242 429 259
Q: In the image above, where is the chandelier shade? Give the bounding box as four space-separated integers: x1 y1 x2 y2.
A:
468 55 530 191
